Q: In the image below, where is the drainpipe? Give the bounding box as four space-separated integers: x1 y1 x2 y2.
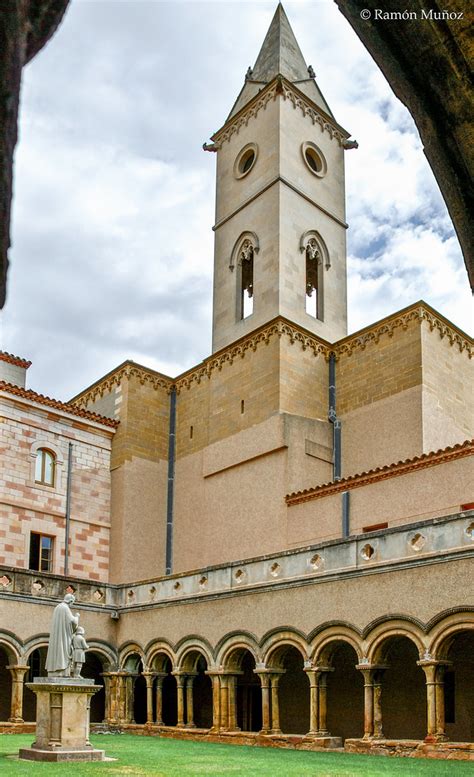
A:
342 491 350 538
64 442 73 576
328 353 341 481
165 388 177 575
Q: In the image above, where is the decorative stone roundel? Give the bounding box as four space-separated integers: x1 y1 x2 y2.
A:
269 562 281 577
361 544 375 561
410 533 426 552
301 141 327 178
465 522 474 540
234 143 258 179
309 553 323 571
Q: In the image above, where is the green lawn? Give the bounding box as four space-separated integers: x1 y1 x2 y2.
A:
1 734 473 776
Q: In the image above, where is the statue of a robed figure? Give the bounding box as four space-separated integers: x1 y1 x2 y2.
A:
45 593 80 676
19 592 104 762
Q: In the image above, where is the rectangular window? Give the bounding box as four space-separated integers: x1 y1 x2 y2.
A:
29 532 54 572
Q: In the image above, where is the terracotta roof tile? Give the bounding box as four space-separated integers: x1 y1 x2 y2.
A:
286 439 474 505
0 351 32 368
0 381 118 429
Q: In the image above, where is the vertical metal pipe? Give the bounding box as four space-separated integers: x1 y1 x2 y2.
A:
165 388 177 575
64 442 73 576
342 490 350 538
328 353 341 482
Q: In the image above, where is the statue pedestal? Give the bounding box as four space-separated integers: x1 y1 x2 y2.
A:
19 678 105 762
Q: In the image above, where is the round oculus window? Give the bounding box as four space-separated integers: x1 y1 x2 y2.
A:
234 144 258 178
301 142 327 178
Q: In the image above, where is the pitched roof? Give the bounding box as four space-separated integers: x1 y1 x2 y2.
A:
0 381 119 429
228 3 333 119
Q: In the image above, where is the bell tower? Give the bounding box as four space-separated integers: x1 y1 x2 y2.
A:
209 3 355 353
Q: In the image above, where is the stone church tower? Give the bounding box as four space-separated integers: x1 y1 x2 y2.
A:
1 3 472 755
211 3 351 353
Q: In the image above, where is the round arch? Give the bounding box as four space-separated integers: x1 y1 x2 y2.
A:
0 633 21 664
175 638 213 672
261 629 310 668
216 634 260 670
366 622 425 664
428 614 474 660
311 627 363 666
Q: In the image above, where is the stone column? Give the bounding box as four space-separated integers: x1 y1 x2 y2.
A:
154 673 166 726
418 659 450 743
305 669 320 735
269 673 283 734
206 672 221 731
357 667 374 739
435 665 448 739
356 664 387 740
316 667 334 736
101 672 120 724
226 673 243 732
219 675 229 730
7 665 29 723
185 674 197 728
372 670 384 739
124 674 136 724
142 672 155 725
114 671 129 724
255 672 271 734
174 674 186 728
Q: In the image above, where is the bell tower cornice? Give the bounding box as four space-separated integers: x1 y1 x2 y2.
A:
210 76 352 149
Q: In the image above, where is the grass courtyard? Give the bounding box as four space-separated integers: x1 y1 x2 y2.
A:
1 734 473 776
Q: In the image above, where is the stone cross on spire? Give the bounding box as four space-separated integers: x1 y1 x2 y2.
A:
228 3 333 119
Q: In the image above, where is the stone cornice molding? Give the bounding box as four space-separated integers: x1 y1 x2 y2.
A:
69 304 471 405
336 303 472 359
212 76 350 148
286 439 474 505
0 351 31 369
0 381 118 429
175 318 331 394
71 362 173 409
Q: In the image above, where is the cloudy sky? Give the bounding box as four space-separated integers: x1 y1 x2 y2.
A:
1 0 471 400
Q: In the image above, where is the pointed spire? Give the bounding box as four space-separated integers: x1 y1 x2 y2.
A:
228 3 333 119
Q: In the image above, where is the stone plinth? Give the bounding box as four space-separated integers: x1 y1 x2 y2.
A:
19 678 105 762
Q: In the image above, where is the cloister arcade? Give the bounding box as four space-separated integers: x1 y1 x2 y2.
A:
1 614 473 749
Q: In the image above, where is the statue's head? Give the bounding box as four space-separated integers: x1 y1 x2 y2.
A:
76 626 85 635
64 593 75 604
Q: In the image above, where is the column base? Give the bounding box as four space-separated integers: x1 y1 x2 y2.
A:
8 717 24 723
425 734 449 743
19 747 105 762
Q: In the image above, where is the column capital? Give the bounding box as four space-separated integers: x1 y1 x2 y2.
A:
6 664 29 674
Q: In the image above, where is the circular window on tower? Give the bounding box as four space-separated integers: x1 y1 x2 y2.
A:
234 143 258 179
301 142 327 178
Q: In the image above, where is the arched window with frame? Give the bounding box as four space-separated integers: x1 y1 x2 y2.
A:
229 231 259 322
34 448 56 487
240 239 254 319
300 231 329 321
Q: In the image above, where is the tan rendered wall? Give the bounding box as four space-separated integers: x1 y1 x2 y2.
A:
287 454 472 546
107 376 170 583
337 318 422 415
341 386 423 476
421 321 473 452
